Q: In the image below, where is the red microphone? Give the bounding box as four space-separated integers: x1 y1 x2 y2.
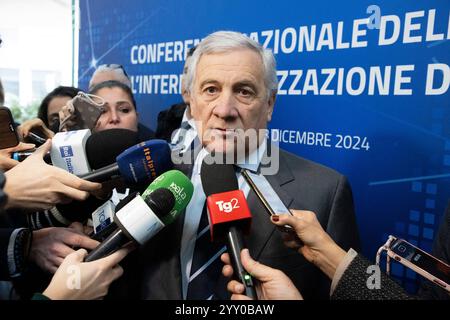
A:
207 190 252 242
201 159 257 299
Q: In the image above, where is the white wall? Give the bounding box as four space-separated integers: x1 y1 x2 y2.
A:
0 0 74 106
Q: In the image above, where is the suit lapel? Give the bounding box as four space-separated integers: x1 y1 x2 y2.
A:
159 146 202 299
164 159 195 299
170 146 297 298
247 150 295 258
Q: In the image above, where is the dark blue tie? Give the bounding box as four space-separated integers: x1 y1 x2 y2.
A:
186 203 226 300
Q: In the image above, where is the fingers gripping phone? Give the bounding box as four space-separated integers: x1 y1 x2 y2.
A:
386 237 450 292
0 107 19 149
59 92 105 131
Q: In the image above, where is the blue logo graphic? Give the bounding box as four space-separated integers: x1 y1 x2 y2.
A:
60 146 73 158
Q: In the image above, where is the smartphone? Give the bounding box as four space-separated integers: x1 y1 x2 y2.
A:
241 169 294 232
387 237 450 292
26 131 47 145
0 107 19 149
60 93 105 131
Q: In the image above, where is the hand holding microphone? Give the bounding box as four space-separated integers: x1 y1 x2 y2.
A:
42 246 130 300
4 140 101 211
29 226 100 273
200 157 258 299
84 169 193 262
0 142 36 170
221 249 303 300
27 129 142 229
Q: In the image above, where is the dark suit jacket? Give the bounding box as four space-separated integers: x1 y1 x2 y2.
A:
131 147 360 300
154 103 187 142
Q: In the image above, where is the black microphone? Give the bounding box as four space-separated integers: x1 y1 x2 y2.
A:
85 188 175 262
54 129 140 221
79 139 173 187
85 169 193 262
85 128 140 170
200 156 258 299
15 128 139 165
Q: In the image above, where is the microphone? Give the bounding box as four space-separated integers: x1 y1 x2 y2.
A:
12 150 51 163
86 128 140 170
200 157 258 299
90 191 138 242
12 128 139 166
28 129 141 228
85 131 161 237
52 129 141 222
85 169 193 262
50 129 92 175
79 139 173 186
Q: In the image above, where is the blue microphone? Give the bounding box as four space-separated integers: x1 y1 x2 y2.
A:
79 139 173 185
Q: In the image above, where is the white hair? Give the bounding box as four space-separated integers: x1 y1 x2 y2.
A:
184 31 277 99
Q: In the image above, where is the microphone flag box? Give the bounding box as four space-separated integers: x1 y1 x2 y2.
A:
92 200 116 234
50 129 91 175
207 190 252 241
115 195 165 245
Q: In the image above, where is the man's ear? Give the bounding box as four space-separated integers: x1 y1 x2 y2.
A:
266 91 277 122
182 90 190 105
189 95 199 119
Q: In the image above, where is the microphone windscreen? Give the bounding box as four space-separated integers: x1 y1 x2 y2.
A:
142 169 193 225
144 188 176 221
116 139 173 185
86 129 140 169
201 154 238 196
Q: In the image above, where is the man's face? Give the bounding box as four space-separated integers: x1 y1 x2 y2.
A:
190 49 275 155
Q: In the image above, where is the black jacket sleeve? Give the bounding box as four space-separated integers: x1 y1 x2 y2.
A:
0 227 32 280
332 254 415 300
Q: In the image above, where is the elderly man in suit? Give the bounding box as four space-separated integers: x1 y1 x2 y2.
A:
137 30 360 300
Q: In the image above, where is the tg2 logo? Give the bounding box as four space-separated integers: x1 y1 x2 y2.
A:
215 198 240 213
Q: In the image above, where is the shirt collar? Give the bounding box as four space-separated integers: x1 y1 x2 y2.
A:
236 139 266 173
182 107 196 129
195 139 266 174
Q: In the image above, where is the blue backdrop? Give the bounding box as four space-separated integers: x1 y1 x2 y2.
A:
78 0 450 293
